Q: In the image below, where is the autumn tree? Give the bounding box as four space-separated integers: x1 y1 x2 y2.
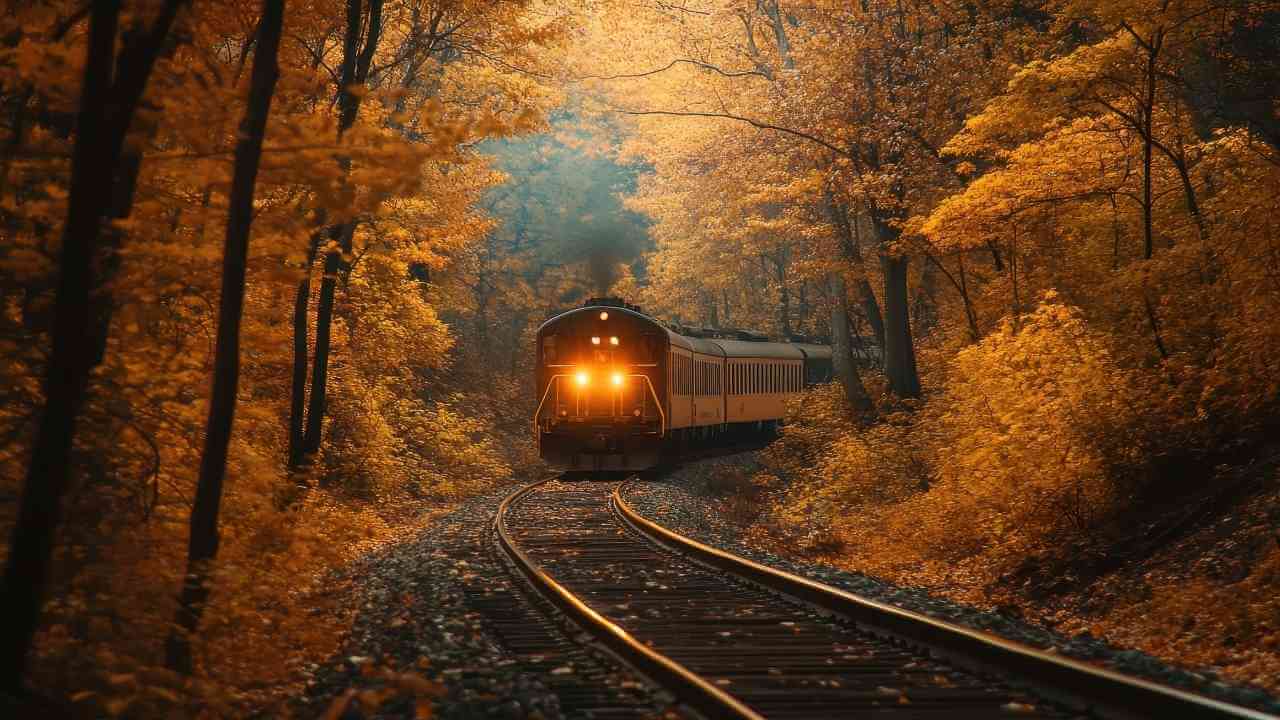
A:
0 0 188 690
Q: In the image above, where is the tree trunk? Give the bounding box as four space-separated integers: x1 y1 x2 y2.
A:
879 250 921 398
0 1 121 689
826 196 886 348
1140 32 1163 260
287 273 310 468
828 273 873 412
297 0 383 462
166 0 283 674
302 242 342 456
774 253 792 338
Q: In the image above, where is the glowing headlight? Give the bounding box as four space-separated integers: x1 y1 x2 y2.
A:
599 311 609 320
591 336 601 345
611 371 625 387
609 336 619 346
575 371 590 387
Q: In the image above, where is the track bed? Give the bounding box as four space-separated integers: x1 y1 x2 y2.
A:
500 479 1071 719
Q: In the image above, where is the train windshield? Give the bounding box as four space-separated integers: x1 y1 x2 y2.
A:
541 331 662 366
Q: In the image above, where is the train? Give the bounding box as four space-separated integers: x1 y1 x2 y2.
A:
533 297 833 471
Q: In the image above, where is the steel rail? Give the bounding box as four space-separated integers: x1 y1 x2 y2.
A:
493 479 764 720
612 484 1277 720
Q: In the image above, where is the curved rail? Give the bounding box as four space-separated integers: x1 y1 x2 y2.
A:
493 479 763 720
612 484 1276 720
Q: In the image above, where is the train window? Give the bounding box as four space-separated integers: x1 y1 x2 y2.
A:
542 335 557 364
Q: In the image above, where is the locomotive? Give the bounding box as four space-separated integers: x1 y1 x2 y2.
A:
533 297 832 471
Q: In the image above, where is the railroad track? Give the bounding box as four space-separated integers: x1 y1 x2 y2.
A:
494 476 1277 720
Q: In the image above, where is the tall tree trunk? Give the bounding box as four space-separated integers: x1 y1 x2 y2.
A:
287 271 311 468
166 0 283 674
878 242 921 398
0 2 121 690
850 273 885 350
828 273 873 412
773 252 792 338
825 195 886 348
1140 31 1163 260
302 240 342 456
297 0 383 461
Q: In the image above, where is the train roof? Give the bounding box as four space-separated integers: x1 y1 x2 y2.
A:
538 303 831 360
537 303 656 334
709 339 806 360
791 343 833 360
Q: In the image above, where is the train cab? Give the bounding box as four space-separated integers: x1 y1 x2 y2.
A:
534 299 669 471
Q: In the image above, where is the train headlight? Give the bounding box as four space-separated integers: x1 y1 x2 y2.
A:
591 336 601 345
609 336 619 346
599 311 609 320
575 370 590 387
611 371 625 387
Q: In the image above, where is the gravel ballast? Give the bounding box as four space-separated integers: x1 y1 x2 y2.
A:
298 484 680 719
621 456 1280 717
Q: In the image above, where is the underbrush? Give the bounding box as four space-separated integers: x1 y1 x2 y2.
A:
1 377 536 719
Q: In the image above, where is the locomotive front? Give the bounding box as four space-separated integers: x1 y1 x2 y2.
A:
533 299 668 471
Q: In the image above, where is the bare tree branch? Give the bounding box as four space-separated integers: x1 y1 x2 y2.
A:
576 58 767 81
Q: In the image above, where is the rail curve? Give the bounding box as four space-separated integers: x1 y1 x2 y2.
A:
494 478 761 719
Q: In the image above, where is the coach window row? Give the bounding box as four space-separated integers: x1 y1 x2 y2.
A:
729 362 802 395
670 353 726 396
672 356 804 396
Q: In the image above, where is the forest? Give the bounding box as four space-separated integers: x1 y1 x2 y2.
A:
1 0 1278 717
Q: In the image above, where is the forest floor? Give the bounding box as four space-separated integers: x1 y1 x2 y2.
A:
623 451 1280 714
290 482 678 720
